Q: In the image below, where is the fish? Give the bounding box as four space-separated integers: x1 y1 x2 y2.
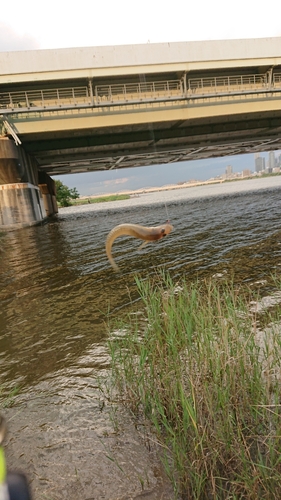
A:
105 221 173 272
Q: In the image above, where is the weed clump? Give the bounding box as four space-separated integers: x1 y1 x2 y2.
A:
109 275 281 499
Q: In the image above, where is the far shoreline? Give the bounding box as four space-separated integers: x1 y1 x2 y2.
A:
78 172 281 202
58 175 281 214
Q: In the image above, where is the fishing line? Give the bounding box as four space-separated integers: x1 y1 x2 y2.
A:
164 201 170 223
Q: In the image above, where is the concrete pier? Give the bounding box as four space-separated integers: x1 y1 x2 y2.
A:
38 171 58 218
0 137 57 229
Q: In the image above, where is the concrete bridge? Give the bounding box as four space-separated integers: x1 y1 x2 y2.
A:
1 36 281 228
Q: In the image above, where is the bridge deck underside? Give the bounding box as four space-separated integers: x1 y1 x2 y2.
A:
22 109 281 176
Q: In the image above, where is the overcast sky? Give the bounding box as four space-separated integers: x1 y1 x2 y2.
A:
1 0 281 51
1 0 281 195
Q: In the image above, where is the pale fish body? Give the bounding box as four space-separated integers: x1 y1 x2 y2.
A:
106 222 173 272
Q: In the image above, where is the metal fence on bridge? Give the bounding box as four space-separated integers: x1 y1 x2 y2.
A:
1 72 281 115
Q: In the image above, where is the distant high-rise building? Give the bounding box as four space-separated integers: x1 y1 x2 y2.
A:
255 155 265 172
225 165 233 177
269 151 275 170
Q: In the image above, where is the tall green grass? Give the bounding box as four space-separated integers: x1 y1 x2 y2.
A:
108 275 281 499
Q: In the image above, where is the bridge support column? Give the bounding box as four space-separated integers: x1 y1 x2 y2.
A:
0 137 56 229
38 171 58 217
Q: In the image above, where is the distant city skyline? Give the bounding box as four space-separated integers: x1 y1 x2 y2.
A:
254 150 281 174
54 150 281 197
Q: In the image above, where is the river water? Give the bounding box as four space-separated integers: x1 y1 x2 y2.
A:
1 176 281 499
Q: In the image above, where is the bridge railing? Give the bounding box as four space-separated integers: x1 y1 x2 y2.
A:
1 73 281 115
0 86 90 110
188 74 267 93
95 80 183 102
273 73 281 85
